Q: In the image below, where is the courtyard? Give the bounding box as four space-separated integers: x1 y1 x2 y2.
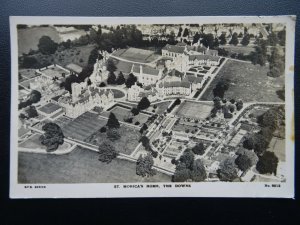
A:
175 100 213 120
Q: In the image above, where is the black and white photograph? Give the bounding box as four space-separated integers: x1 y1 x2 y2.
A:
9 16 295 198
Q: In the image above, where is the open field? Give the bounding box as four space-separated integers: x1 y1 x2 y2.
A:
201 60 285 102
267 137 285 161
18 26 61 55
85 126 141 155
101 106 150 125
62 112 107 141
175 101 213 120
18 147 171 183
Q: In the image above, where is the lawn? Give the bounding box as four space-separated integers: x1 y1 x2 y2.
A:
85 126 141 155
18 147 171 183
219 45 255 55
267 137 285 161
200 59 285 102
175 101 213 120
101 106 150 125
18 26 61 55
38 102 62 115
62 112 107 141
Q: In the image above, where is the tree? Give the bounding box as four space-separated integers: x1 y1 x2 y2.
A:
250 39 267 66
267 47 285 78
219 33 227 45
61 39 71 49
201 34 215 49
39 123 64 152
229 32 239 46
137 97 151 110
139 136 150 147
107 71 116 84
22 56 40 68
183 28 189 37
63 74 78 93
177 27 183 37
268 32 278 46
190 159 207 181
37 36 58 55
236 148 259 166
235 99 243 111
258 108 278 131
131 107 140 115
179 150 195 170
100 126 107 133
174 98 181 105
217 158 238 181
29 90 42 103
213 80 229 98
277 29 286 46
136 154 156 177
106 59 117 72
193 32 201 44
25 105 38 118
106 128 121 141
116 71 125 85
78 64 94 82
191 142 205 155
241 34 250 46
235 154 252 172
106 112 120 129
173 166 191 182
256 151 279 175
88 48 99 65
99 82 106 87
213 37 219 49
98 140 118 163
125 73 137 88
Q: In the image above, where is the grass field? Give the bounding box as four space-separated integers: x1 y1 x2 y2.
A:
220 45 255 55
101 106 150 125
18 147 171 183
62 112 107 141
201 60 285 102
267 137 285 161
176 101 213 120
148 101 171 114
18 26 61 55
85 126 141 155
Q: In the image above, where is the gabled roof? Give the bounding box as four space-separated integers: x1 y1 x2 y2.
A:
185 75 204 83
168 69 184 78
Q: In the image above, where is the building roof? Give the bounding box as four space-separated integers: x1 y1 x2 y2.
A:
132 64 160 76
66 63 83 74
162 44 185 54
159 81 190 88
188 54 220 61
185 75 204 83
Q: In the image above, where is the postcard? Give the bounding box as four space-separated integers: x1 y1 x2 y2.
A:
10 16 295 198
